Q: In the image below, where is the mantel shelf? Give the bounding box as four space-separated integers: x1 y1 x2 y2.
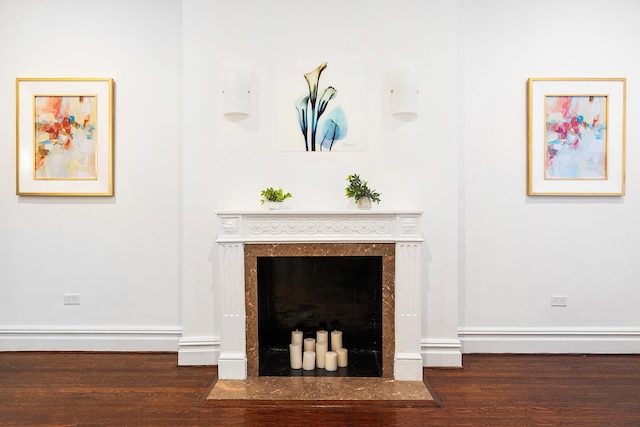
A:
216 209 424 215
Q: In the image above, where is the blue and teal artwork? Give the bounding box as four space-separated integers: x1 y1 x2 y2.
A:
295 62 348 151
275 60 365 152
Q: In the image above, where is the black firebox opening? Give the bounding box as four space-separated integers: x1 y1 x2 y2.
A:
257 256 383 377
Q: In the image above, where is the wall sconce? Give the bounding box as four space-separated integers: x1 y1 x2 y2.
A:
390 66 418 118
223 65 251 120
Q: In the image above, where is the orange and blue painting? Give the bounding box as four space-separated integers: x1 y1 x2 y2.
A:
34 95 97 180
545 95 607 180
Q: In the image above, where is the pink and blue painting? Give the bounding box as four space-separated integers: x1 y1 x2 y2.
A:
34 95 97 180
544 95 607 180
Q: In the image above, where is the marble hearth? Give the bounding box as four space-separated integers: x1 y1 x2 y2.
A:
215 210 423 381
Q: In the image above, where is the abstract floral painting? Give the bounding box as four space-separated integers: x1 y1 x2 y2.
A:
275 60 365 152
544 95 607 180
34 95 98 179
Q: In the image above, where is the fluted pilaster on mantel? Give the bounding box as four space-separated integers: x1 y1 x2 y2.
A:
217 243 247 380
394 242 423 380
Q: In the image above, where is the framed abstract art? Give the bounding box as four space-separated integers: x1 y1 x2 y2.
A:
527 78 625 196
16 78 114 196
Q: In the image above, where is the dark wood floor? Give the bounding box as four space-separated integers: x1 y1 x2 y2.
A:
1 352 639 426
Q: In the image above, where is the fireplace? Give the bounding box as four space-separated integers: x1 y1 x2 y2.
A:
216 210 423 381
248 244 394 378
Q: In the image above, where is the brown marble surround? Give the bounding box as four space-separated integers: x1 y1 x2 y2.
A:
244 243 396 379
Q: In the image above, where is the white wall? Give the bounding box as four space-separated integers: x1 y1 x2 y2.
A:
459 0 640 352
3 0 637 363
179 0 461 365
0 0 183 350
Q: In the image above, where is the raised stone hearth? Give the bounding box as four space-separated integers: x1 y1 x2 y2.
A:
215 210 424 381
207 376 436 405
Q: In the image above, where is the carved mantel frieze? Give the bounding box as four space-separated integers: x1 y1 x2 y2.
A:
216 210 423 244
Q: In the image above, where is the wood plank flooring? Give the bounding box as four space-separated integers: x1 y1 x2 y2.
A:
1 352 639 426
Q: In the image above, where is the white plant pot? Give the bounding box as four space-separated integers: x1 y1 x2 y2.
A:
357 197 372 210
265 201 284 210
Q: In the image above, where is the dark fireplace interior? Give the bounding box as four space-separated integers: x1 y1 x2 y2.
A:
257 255 383 377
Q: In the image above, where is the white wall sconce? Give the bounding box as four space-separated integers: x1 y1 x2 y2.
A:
390 65 418 118
223 65 251 120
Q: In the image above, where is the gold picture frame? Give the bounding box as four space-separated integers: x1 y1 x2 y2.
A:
16 78 114 196
527 77 626 196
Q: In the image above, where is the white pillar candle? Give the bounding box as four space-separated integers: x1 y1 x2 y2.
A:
330 330 342 351
316 330 328 343
302 351 316 370
289 343 302 369
303 337 316 352
315 341 328 369
291 330 303 345
325 351 338 371
336 348 348 367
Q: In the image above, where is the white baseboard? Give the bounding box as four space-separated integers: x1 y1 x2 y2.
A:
459 327 640 354
178 336 219 365
0 326 182 352
421 338 463 367
11 326 632 366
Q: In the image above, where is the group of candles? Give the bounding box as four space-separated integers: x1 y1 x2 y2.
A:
289 329 348 371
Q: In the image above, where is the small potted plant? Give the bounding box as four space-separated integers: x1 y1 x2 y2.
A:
345 174 381 209
260 187 293 210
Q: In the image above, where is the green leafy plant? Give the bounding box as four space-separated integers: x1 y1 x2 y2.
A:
260 187 293 204
345 174 381 203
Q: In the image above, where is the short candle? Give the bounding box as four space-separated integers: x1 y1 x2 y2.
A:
330 330 343 351
325 351 338 371
289 343 302 369
302 351 316 370
316 330 328 343
336 348 348 367
291 330 303 345
303 338 316 352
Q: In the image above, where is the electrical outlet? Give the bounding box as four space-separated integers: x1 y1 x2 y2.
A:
550 295 567 307
63 294 80 305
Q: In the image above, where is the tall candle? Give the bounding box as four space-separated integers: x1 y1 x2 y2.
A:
289 343 302 369
336 348 348 367
303 351 316 370
316 330 328 343
315 341 328 369
291 330 303 345
330 330 343 351
303 338 316 352
325 351 338 371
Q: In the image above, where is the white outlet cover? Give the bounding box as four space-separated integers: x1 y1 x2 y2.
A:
63 294 80 305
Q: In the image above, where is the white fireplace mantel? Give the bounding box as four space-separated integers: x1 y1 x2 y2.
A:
215 210 424 381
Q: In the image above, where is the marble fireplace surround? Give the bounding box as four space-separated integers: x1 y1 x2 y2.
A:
215 210 423 381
